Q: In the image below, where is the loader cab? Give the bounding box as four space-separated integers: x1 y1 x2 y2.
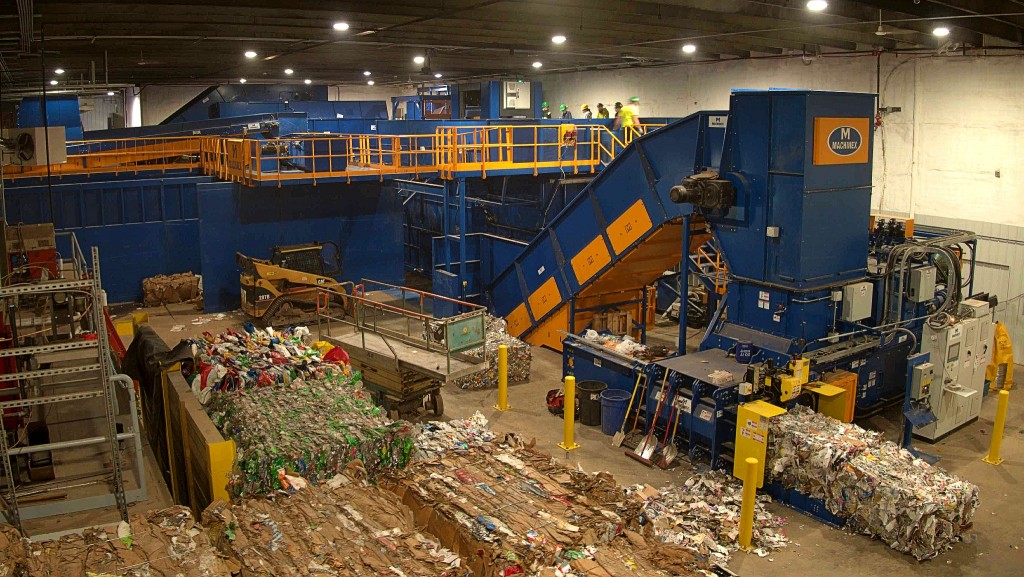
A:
270 242 342 278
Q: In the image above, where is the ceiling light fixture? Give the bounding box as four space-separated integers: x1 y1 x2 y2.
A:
244 50 257 58
682 44 696 54
49 79 58 85
414 55 425 64
367 80 375 85
933 26 950 37
363 71 371 76
532 61 543 68
54 68 65 75
435 73 443 78
806 0 827 11
284 68 294 75
239 78 247 83
304 78 312 84
333 21 349 31
107 91 115 96
552 35 566 44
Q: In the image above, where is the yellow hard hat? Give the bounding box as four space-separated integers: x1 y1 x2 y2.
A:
581 104 590 111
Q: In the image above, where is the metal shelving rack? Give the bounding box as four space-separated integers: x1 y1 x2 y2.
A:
0 247 145 534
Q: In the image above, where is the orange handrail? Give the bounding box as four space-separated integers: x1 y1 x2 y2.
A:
4 123 666 186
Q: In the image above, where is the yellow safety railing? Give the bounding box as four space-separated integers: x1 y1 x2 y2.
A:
696 244 728 295
6 123 667 186
4 135 205 179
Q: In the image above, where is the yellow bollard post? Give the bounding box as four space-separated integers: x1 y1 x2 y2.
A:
493 344 511 411
738 457 758 550
558 376 580 451
983 390 1010 465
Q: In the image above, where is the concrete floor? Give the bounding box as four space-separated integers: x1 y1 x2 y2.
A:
135 306 1024 576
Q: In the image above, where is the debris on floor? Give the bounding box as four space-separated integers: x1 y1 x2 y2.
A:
6 506 234 576
392 428 719 576
636 469 790 565
767 406 979 560
414 411 497 460
453 315 532 389
143 271 202 306
203 464 464 577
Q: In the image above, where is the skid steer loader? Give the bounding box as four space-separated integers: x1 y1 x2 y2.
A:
237 242 351 326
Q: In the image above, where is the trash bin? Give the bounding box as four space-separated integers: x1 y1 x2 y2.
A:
600 389 632 435
576 380 608 426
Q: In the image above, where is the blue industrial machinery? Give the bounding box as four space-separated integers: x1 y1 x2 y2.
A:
555 89 978 474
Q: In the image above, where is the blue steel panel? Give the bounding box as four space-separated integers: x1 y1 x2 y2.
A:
84 190 102 226
479 235 527 288
143 186 162 222
769 94 807 175
164 185 183 221
183 186 199 219
589 152 650 229
102 189 122 225
488 268 527 318
432 270 460 317
484 112 714 333
198 181 404 313
123 188 143 223
59 191 78 228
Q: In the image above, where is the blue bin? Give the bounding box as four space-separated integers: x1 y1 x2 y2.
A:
600 389 632 436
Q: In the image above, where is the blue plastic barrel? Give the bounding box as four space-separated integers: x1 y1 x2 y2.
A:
600 389 632 436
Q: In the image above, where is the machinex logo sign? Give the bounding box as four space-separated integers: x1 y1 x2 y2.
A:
813 117 870 165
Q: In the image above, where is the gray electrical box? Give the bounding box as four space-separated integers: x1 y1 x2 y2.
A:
908 266 936 302
840 281 873 322
911 362 934 401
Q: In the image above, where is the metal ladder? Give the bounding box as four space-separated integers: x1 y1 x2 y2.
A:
0 247 130 534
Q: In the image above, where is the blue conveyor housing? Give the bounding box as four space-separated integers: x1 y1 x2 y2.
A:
485 111 726 349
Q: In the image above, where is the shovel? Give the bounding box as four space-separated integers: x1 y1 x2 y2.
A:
626 370 670 465
612 373 646 447
658 394 684 468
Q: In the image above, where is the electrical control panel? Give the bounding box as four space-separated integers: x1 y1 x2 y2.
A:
840 281 873 322
908 266 936 302
911 362 934 401
917 312 986 441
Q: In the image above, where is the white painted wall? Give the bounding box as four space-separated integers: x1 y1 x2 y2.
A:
541 54 1024 227
78 94 125 132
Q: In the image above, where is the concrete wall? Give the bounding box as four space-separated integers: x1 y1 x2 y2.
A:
79 93 126 131
541 54 1024 227
140 85 210 125
138 83 413 125
328 84 414 103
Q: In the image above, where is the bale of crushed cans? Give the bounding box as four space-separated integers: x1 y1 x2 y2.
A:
452 315 532 390
185 326 417 498
767 406 979 559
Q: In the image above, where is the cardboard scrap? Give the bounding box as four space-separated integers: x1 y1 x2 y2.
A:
203 467 464 577
768 406 979 560
385 445 705 577
7 506 234 577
